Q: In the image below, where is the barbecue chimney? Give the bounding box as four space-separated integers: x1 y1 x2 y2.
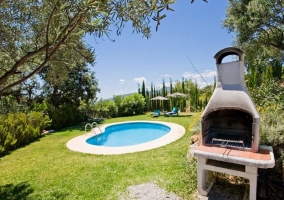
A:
201 47 260 152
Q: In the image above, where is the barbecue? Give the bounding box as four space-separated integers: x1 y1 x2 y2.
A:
193 47 275 200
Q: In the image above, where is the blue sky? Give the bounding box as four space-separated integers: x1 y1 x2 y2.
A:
86 0 235 100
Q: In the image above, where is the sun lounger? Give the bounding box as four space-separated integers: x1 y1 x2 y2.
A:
151 110 161 117
164 107 179 117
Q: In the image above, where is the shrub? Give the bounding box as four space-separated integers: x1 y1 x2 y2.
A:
0 112 51 155
48 104 86 129
260 111 284 175
28 101 48 113
249 79 284 113
94 100 118 118
113 95 123 116
94 93 145 118
249 79 284 175
0 95 20 115
120 93 145 116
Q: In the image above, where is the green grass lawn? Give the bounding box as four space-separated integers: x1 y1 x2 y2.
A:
0 113 198 200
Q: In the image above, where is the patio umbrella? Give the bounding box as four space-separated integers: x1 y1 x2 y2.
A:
167 92 188 109
167 92 187 98
150 96 168 110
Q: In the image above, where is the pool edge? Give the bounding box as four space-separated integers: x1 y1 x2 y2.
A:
66 120 186 155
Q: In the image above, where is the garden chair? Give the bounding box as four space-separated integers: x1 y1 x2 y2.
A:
150 110 161 117
164 107 179 117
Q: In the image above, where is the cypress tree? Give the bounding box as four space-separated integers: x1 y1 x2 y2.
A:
182 77 186 112
162 78 167 110
170 77 173 94
162 78 166 97
141 80 146 98
137 84 141 94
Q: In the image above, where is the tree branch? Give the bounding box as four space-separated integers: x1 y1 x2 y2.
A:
0 44 49 85
64 42 92 63
0 6 87 95
46 5 57 58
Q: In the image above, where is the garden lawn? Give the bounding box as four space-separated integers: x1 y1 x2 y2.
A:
0 113 198 200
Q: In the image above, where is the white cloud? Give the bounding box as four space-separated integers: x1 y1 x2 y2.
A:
162 74 171 77
202 70 216 78
183 72 199 79
182 70 216 88
182 70 216 79
119 79 126 84
196 81 208 88
133 77 147 84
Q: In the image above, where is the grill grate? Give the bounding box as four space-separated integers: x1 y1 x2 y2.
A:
203 127 252 151
212 138 244 148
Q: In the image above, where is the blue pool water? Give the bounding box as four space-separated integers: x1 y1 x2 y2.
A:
86 122 171 147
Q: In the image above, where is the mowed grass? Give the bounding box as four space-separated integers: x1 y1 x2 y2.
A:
0 113 198 200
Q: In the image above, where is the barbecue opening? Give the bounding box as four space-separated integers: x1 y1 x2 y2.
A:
202 109 253 151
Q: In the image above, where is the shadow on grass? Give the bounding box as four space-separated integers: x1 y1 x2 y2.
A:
0 182 70 200
55 121 89 133
0 136 43 158
0 182 34 200
0 121 98 158
163 114 193 118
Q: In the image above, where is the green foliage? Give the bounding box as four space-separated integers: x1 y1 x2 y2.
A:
260 111 284 175
260 111 284 147
224 0 284 51
249 79 284 175
113 95 124 116
28 101 48 112
243 44 283 89
48 104 86 129
141 80 146 98
0 114 197 199
94 99 118 118
42 63 99 108
249 79 284 112
0 96 20 115
0 0 176 95
120 93 145 116
0 112 51 155
137 77 207 113
224 0 284 88
97 93 145 118
190 81 201 112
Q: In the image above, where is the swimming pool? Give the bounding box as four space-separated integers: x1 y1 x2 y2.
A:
66 121 185 155
86 122 171 147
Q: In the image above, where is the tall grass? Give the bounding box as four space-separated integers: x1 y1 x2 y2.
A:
0 113 198 200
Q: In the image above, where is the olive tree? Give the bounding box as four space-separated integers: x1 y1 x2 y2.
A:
0 0 180 96
223 0 284 86
223 0 284 51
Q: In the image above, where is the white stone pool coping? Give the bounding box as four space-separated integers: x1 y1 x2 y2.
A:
66 121 186 155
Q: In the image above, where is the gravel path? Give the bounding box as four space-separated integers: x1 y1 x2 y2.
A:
119 180 245 200
119 183 180 200
119 145 245 200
